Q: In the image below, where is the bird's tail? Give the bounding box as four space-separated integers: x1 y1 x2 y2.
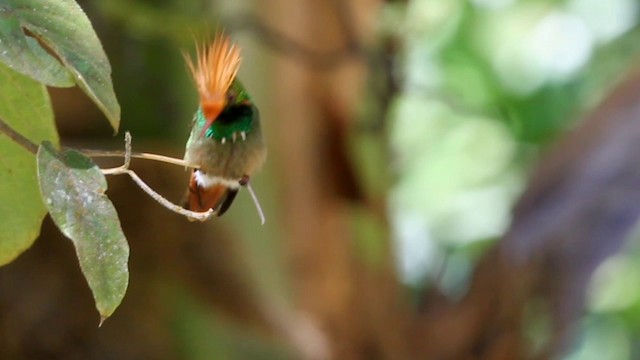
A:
183 170 238 216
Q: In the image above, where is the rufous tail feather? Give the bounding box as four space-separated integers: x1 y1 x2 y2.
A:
185 171 228 213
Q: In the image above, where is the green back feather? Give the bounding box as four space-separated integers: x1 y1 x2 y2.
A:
191 80 256 141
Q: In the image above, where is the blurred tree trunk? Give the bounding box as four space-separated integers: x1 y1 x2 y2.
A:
263 1 410 359
412 69 640 359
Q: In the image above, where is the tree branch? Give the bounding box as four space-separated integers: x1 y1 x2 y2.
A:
225 12 364 71
0 121 211 221
80 149 195 168
0 116 38 154
0 118 265 223
101 132 215 222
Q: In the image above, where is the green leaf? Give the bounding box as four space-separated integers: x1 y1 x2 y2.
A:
0 62 58 265
0 16 74 87
37 142 129 322
0 0 121 131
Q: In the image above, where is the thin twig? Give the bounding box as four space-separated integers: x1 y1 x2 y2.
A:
78 149 197 168
97 133 133 174
101 166 124 175
330 0 362 53
0 119 253 222
123 132 132 169
125 168 214 221
225 14 363 71
0 117 38 154
102 132 215 221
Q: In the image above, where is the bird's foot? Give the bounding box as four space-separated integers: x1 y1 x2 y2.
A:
239 174 250 187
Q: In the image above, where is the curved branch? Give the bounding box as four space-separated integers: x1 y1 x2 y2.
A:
100 132 215 222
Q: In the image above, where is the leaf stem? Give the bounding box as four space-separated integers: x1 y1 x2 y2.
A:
0 116 38 154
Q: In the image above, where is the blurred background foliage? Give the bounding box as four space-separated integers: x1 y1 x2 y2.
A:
385 0 640 358
2 0 640 359
385 0 640 357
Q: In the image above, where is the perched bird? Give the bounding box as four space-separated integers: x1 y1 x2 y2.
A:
182 34 266 216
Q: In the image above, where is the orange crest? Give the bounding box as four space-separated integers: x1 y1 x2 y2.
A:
184 33 242 124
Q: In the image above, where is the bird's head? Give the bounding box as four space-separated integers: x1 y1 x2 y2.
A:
184 33 241 138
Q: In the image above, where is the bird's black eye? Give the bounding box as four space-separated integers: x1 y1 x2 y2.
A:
227 91 236 103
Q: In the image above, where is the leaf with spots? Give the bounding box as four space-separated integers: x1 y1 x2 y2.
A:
0 0 120 131
0 62 58 265
37 142 129 323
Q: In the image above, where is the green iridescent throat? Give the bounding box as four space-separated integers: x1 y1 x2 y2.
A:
195 106 253 141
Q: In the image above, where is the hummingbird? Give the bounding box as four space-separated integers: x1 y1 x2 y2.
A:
182 34 266 216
